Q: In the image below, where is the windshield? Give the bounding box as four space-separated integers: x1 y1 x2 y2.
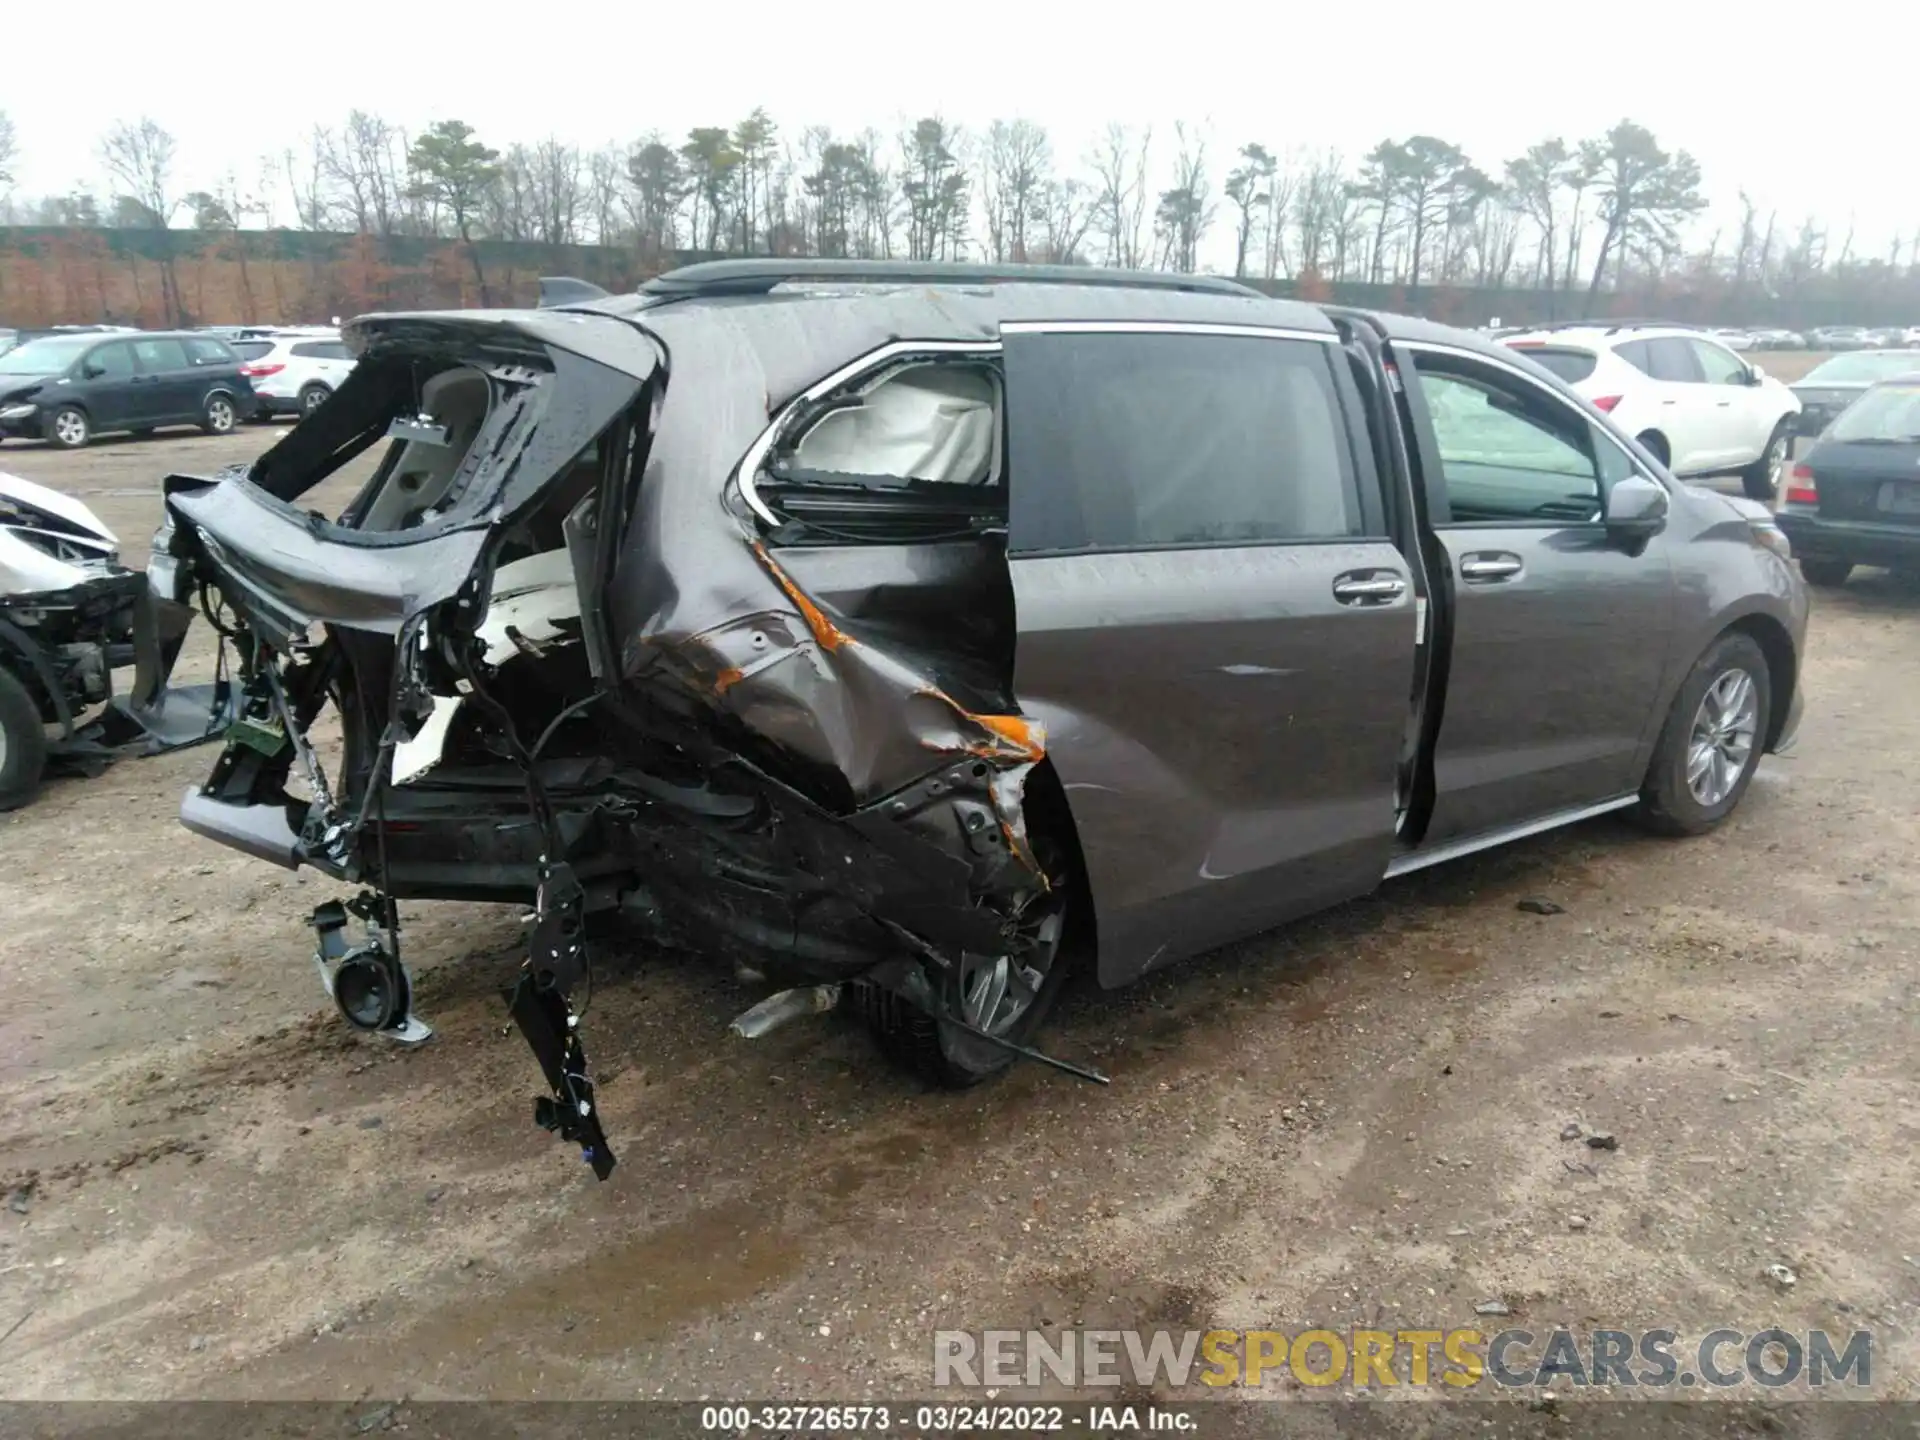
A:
1804 351 1920 385
0 335 95 375
1827 383 1920 443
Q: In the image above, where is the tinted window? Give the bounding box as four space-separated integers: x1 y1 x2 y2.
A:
232 340 275 362
1643 337 1704 383
1415 365 1604 524
1689 339 1749 385
184 337 237 365
1515 346 1597 383
291 340 351 360
1827 383 1920 442
1006 332 1362 553
87 342 136 380
1613 339 1653 376
133 338 190 371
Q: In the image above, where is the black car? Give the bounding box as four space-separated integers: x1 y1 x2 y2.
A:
1777 375 1920 585
0 331 257 448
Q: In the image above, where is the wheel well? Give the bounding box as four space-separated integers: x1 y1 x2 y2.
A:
1726 613 1797 750
1023 758 1096 966
1635 429 1670 466
300 380 331 393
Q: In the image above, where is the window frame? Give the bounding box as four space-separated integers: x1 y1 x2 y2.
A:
776 354 1005 491
131 336 191 374
998 320 1383 557
1688 338 1750 386
1399 340 1658 531
1643 336 1705 383
83 340 137 381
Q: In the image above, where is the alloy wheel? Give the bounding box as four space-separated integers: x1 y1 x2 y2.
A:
207 398 235 432
1686 667 1759 807
53 410 86 446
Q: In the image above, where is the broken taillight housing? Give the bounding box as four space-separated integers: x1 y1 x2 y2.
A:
1784 464 1818 506
240 362 285 378
1592 395 1623 413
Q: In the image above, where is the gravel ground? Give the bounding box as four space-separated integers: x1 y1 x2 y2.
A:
2 365 1917 1415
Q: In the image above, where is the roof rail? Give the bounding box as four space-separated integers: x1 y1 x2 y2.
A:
641 258 1265 300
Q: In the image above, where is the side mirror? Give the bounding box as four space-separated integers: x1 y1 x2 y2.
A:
82 362 107 379
1605 475 1669 541
1746 363 1767 384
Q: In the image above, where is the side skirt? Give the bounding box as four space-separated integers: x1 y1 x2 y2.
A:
1383 793 1640 879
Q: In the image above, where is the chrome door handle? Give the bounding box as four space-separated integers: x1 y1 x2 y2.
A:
1332 572 1407 605
1459 554 1524 583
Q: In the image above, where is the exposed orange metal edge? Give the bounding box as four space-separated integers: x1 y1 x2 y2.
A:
752 541 854 653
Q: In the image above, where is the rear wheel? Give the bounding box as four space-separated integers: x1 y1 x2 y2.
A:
298 383 331 417
855 810 1082 1088
1631 631 1771 837
201 394 236 435
47 405 90 449
1800 558 1852 587
1741 420 1791 501
0 666 49 812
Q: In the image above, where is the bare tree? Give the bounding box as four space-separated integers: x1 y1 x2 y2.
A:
323 111 406 239
1224 143 1275 279
0 111 17 192
100 118 184 321
1037 177 1093 264
899 117 969 261
983 119 1051 263
586 143 625 245
283 127 333 230
529 138 583 245
1153 123 1213 273
1088 123 1151 269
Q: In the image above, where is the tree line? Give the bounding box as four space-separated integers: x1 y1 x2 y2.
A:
0 106 1914 318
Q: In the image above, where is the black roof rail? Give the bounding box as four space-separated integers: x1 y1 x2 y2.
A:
538 276 612 307
640 258 1265 300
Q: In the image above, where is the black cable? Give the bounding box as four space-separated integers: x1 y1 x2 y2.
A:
528 692 602 763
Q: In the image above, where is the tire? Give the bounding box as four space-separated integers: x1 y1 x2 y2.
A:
0 666 49 813
1634 430 1670 469
1631 631 1771 837
1800 559 1852 588
201 393 237 436
298 383 331 417
855 807 1084 1088
1741 420 1791 501
46 405 90 449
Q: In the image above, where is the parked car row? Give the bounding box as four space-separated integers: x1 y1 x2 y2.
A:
0 325 355 447
1719 325 1920 352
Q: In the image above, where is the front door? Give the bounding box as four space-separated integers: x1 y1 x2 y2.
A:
1397 342 1678 846
76 340 141 430
1001 322 1419 986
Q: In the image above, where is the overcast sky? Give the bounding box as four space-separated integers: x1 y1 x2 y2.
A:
6 2 1909 262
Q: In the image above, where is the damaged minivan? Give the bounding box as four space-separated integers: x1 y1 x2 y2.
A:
157 261 1807 1177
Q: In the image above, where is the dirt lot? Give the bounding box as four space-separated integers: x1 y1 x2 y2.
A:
3 357 1918 1412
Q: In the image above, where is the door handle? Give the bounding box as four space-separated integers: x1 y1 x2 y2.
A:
1459 552 1524 583
1331 571 1407 606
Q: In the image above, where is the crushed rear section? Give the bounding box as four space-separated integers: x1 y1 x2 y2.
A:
161 299 1070 1177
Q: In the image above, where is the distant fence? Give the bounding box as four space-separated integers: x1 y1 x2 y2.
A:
2 226 1914 329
